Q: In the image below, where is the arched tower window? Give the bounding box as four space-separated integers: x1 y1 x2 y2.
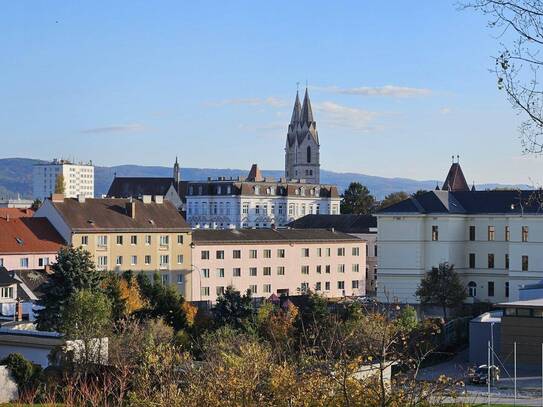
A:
307 146 311 163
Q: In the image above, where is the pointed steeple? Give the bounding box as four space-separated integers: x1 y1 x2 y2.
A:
442 156 470 192
290 90 302 124
471 182 476 192
173 156 180 186
300 87 314 124
247 164 264 182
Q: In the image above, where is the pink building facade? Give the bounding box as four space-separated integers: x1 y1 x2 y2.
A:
190 229 366 303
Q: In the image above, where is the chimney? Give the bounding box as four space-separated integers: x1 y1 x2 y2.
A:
6 214 9 222
77 194 85 203
16 299 23 322
126 200 136 219
51 193 64 202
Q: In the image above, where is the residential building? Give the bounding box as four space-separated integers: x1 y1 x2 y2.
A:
191 228 365 303
0 208 35 219
376 159 543 304
106 157 186 210
35 195 192 296
287 214 378 295
33 159 94 199
0 217 64 271
0 198 34 209
285 88 320 184
0 268 49 321
186 164 340 229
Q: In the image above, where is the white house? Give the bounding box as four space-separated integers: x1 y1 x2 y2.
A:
376 160 543 304
33 159 94 199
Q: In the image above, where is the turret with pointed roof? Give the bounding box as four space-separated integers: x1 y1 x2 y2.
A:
442 156 470 192
285 87 320 183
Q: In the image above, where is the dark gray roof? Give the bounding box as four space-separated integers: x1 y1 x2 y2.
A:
107 177 177 198
12 269 50 299
378 190 543 215
0 267 18 286
187 181 338 198
193 228 360 244
287 214 377 234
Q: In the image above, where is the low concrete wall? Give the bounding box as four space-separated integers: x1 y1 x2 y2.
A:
0 366 18 403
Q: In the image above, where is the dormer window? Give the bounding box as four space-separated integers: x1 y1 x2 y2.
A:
217 186 222 194
300 187 305 196
16 237 24 245
189 186 194 195
254 186 260 195
198 186 203 195
227 186 231 194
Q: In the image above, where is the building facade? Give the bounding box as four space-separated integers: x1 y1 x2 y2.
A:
33 159 94 199
185 164 340 229
191 228 365 303
35 195 193 296
376 161 543 304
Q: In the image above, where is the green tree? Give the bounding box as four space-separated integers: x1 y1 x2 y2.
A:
412 189 429 198
36 247 104 331
416 262 467 320
54 174 65 194
214 286 253 329
397 305 418 332
340 182 375 214
379 191 409 210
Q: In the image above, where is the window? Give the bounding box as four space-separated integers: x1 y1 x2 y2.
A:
325 265 331 274
277 266 285 276
160 235 169 246
20 258 29 268
337 281 345 290
177 255 184 264
233 250 241 259
201 251 210 260
469 253 476 269
249 285 257 294
145 235 152 245
505 226 510 241
352 280 360 289
116 235 123 245
177 234 183 244
374 245 378 257
468 281 477 297
317 265 322 274
160 255 169 268
263 267 271 276
337 248 345 256
98 256 108 268
488 253 494 269
488 226 495 241
250 250 257 259
233 268 241 277
131 255 137 266
201 287 210 297
301 265 309 275
469 226 475 241
216 286 225 296
315 282 322 291
505 282 509 297
488 281 495 297
255 205 260 214
317 248 322 257
352 247 360 256
216 250 224 259
201 268 210 278
263 284 272 294
81 235 88 245
352 264 360 273
300 282 309 292
277 249 285 258
131 235 137 245
431 226 439 241
97 235 108 247
307 145 311 163
1 287 14 299
505 254 509 269
325 281 331 291
162 275 169 285
522 226 529 242
38 257 49 267
326 248 331 257
250 267 257 276
217 268 225 278
263 249 272 259
338 264 345 273
302 248 310 257
145 255 151 265
522 255 529 271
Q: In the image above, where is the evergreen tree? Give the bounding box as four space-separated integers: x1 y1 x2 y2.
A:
340 182 375 215
214 286 253 329
378 191 409 210
36 247 103 331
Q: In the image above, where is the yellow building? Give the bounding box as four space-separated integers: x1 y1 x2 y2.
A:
35 194 193 297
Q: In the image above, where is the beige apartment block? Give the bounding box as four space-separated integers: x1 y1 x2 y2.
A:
35 194 192 296
191 228 366 303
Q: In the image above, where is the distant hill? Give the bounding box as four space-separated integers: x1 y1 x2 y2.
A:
0 157 529 200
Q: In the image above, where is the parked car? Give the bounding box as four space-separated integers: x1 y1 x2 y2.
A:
468 365 500 385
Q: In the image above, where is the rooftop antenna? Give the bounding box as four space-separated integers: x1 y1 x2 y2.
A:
451 155 454 164
296 81 300 92
457 155 460 163
306 79 308 89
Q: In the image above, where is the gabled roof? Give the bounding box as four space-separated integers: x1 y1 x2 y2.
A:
49 197 190 232
442 162 470 192
378 189 543 215
0 218 65 254
107 177 176 198
287 214 377 234
0 267 18 286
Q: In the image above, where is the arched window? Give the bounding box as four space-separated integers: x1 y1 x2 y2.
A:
307 146 311 163
468 281 477 297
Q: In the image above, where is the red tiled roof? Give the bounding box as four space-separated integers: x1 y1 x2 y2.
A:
0 208 35 219
0 218 65 254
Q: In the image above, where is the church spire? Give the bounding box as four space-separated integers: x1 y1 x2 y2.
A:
301 87 314 124
290 90 301 124
173 156 180 186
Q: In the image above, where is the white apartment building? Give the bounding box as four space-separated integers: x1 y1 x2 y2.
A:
376 161 543 304
186 164 340 229
33 159 94 199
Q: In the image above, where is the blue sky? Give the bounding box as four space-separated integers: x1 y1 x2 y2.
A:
1 1 541 184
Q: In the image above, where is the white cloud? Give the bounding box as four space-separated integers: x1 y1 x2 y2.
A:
81 123 146 134
205 97 287 108
315 101 378 131
316 85 432 98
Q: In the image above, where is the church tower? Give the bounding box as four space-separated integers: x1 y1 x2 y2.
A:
173 156 180 185
284 88 320 183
